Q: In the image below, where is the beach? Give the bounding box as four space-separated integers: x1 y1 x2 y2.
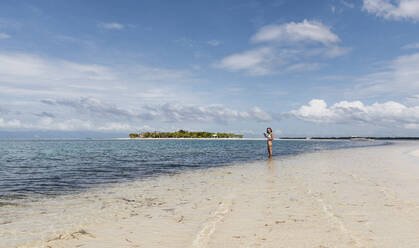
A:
2 141 419 248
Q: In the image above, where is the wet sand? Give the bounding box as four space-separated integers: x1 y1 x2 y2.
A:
2 141 419 248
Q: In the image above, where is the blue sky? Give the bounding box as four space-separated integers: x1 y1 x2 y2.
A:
1 0 419 137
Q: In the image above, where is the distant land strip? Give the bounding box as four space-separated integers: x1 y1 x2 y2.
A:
129 130 243 139
280 137 419 140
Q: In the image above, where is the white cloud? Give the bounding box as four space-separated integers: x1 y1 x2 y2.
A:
402 42 419 49
0 118 22 128
286 62 323 72
141 103 272 123
251 20 340 45
207 40 221 46
323 46 351 58
96 122 137 131
216 20 347 75
0 52 199 104
0 33 10 39
41 97 136 120
363 0 419 20
289 99 419 129
99 22 124 30
34 97 273 131
0 53 115 84
341 0 355 8
356 52 419 95
214 47 275 75
406 94 419 104
54 35 96 48
0 52 216 133
0 106 10 115
127 65 194 82
249 106 272 121
0 100 272 131
0 114 140 131
49 118 93 131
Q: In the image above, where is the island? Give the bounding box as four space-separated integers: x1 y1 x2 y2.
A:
129 130 243 139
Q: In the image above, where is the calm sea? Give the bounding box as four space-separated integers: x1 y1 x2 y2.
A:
0 139 389 200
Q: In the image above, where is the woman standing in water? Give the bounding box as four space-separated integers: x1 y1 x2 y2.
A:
264 127 274 158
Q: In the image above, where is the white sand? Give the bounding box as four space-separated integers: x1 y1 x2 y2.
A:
410 148 419 158
2 141 419 248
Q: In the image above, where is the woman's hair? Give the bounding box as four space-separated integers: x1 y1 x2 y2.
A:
267 127 272 133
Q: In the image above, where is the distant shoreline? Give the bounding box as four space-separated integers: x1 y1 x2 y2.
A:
115 137 419 141
115 137 257 140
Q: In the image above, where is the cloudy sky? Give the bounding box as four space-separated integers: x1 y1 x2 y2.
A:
1 0 419 137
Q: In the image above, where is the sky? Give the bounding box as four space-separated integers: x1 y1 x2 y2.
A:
0 0 419 138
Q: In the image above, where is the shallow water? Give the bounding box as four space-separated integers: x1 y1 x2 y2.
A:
0 139 388 200
2 141 416 248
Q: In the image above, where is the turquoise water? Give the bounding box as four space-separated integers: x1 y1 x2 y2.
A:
0 139 389 199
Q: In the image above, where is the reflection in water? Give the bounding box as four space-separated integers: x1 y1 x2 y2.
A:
267 157 276 174
266 157 277 187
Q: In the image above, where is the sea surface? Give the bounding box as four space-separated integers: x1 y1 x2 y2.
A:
0 139 389 200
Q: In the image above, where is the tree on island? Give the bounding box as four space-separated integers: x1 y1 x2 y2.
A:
129 133 139 138
129 130 243 139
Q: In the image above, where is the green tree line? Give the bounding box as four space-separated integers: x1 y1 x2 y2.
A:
129 130 243 138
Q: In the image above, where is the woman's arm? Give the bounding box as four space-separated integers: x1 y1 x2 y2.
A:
270 133 274 141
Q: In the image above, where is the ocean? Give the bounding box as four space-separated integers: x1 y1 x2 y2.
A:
0 139 396 247
0 139 389 200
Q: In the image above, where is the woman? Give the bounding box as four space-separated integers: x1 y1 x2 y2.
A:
264 127 274 158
